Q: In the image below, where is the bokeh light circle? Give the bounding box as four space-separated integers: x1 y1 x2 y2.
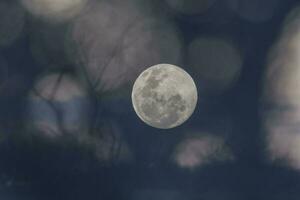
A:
21 0 88 22
69 1 183 93
187 37 242 94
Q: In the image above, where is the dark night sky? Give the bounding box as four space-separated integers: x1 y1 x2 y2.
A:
1 0 300 199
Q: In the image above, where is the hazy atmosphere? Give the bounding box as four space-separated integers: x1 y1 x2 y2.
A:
1 0 300 199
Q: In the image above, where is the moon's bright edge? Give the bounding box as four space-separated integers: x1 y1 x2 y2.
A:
132 64 198 129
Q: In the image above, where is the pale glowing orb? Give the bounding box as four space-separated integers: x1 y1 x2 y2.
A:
188 37 242 94
32 74 86 101
263 5 300 170
28 74 132 164
69 1 183 92
27 73 91 138
132 64 197 129
172 133 234 170
21 0 87 22
266 122 300 170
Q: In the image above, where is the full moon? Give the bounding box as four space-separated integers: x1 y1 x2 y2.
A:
132 64 198 129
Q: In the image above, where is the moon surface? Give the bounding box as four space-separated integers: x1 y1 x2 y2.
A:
132 64 198 129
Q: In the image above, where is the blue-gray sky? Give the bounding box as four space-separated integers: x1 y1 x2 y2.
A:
1 0 300 199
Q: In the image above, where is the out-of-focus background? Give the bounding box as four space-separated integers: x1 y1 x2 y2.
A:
1 0 300 199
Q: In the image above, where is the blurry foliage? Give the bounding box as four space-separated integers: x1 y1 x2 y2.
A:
0 0 298 199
